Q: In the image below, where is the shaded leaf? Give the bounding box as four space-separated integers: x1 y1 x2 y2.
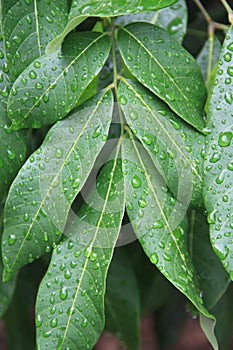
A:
203 26 233 276
122 131 217 347
2 89 113 280
0 37 27 200
7 31 111 129
2 0 68 77
117 23 207 132
36 144 124 349
46 0 177 53
197 35 221 84
119 78 205 208
190 210 230 309
105 248 140 350
115 0 187 43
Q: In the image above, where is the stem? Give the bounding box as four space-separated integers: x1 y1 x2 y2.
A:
193 0 212 24
207 30 214 83
220 0 233 23
111 18 125 136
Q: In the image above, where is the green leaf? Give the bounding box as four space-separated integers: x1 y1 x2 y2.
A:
117 23 207 132
46 0 177 53
2 89 113 281
203 26 233 276
0 37 28 200
115 0 187 43
2 0 68 77
36 146 124 349
119 78 205 208
7 31 111 130
190 210 230 309
197 35 221 84
105 248 140 350
122 131 216 345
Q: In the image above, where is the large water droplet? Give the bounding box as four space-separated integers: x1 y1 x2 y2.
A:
131 175 141 188
218 131 232 147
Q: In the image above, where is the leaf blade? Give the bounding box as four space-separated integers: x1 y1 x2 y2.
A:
36 142 124 349
117 23 207 131
7 31 111 129
2 89 114 280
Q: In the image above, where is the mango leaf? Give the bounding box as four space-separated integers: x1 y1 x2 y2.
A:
203 26 233 276
119 78 205 208
0 37 28 200
117 23 207 132
115 0 187 43
105 248 140 350
197 35 221 84
46 0 177 53
122 132 217 349
190 210 230 310
2 89 113 281
7 31 111 130
36 146 124 350
2 0 68 77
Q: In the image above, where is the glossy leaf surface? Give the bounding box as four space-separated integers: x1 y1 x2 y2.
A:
7 31 111 129
119 78 205 208
36 146 124 349
203 26 233 276
117 23 207 131
115 0 187 43
2 89 113 280
2 0 68 77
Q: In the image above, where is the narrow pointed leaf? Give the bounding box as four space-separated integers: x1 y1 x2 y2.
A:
36 145 124 350
190 211 230 309
2 0 68 77
203 26 233 276
197 36 221 84
115 0 187 43
117 23 207 132
119 78 205 208
46 0 177 53
2 89 113 280
7 31 111 130
105 248 140 350
122 132 215 329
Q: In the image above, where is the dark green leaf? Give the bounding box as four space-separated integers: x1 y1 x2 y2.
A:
197 35 221 84
0 37 28 200
7 31 111 129
115 0 187 43
46 0 178 53
119 78 205 208
122 131 216 347
105 248 140 350
36 146 124 349
203 26 233 276
2 0 68 77
117 23 207 132
190 210 230 309
2 89 113 280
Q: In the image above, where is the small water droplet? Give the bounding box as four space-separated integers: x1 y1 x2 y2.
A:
142 134 152 145
72 178 80 188
59 286 68 300
23 213 29 222
35 82 44 90
29 70 37 79
92 126 101 138
119 95 127 105
150 252 158 264
8 234 16 246
55 148 63 158
218 131 232 147
131 175 141 188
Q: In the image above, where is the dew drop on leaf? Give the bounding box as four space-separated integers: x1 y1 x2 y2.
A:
218 131 232 147
131 175 141 188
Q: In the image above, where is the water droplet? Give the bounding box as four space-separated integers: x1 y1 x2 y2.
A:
150 252 158 264
81 319 88 328
138 198 147 208
227 66 233 76
142 134 152 145
8 234 16 246
210 152 221 163
224 52 232 62
119 95 127 105
153 220 164 228
126 54 133 61
36 314 42 328
167 18 182 35
29 70 37 79
165 91 175 102
72 178 80 188
6 148 16 159
163 252 171 261
35 82 44 90
129 110 138 120
34 61 41 68
59 286 68 300
218 131 232 147
55 148 63 158
131 175 141 188
50 318 57 327
23 213 29 221
92 126 101 138
227 43 233 51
